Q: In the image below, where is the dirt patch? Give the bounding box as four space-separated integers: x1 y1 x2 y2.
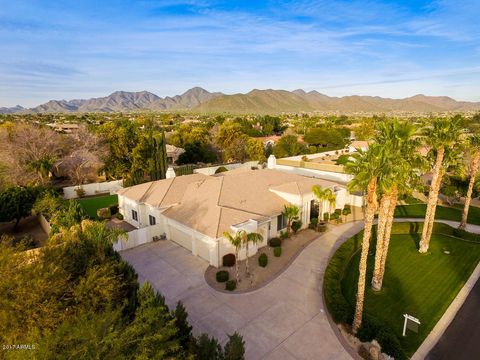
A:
0 216 48 247
205 229 323 293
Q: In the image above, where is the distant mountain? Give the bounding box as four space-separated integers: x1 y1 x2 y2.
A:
195 90 480 114
0 105 25 114
2 87 480 114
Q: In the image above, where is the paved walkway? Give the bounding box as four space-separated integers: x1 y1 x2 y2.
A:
121 222 365 360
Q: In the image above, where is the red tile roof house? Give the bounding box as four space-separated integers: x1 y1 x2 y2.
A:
116 168 350 267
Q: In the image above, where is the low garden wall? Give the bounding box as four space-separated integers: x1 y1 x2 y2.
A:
63 180 123 199
113 224 163 252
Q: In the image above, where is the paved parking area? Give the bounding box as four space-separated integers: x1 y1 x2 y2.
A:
120 224 362 360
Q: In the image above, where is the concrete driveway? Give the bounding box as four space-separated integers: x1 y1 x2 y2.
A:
120 223 363 360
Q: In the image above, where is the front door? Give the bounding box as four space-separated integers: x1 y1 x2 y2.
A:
310 200 319 221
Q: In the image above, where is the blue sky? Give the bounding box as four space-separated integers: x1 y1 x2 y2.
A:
1 0 480 107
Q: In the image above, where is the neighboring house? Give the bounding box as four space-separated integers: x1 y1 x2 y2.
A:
348 140 370 152
258 135 282 148
117 168 349 266
46 123 80 133
166 144 185 164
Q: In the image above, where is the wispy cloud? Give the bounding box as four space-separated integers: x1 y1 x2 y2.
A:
1 0 479 106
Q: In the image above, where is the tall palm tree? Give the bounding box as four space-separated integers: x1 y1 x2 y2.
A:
243 232 263 279
459 134 480 229
370 120 421 291
282 204 300 236
223 231 243 284
419 118 463 253
345 145 384 333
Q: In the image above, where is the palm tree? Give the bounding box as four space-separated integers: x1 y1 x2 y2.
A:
223 231 243 284
345 145 384 333
419 118 463 253
312 185 327 223
370 120 421 291
459 135 480 230
282 204 300 236
242 232 263 279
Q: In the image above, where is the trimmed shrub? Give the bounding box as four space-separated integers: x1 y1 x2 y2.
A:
96 207 111 219
330 212 339 221
334 209 342 215
225 280 236 291
357 315 384 342
216 270 229 283
215 166 228 174
377 329 407 360
268 237 281 247
323 213 330 222
258 253 268 267
109 204 119 215
309 218 318 229
116 212 124 220
453 228 480 243
222 253 236 267
274 246 282 257
280 231 289 239
292 220 302 233
318 224 327 232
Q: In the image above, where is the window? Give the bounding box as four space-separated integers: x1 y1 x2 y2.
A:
149 215 156 226
132 209 138 221
277 214 287 231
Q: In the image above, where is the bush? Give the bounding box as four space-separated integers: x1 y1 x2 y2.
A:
258 253 268 267
225 280 236 291
96 207 111 219
377 329 407 360
291 220 302 233
323 213 330 222
453 228 480 243
215 166 228 174
75 187 86 198
330 212 339 221
280 231 289 239
357 315 384 342
222 253 236 267
109 204 119 215
342 207 351 217
309 218 318 229
318 224 327 232
216 271 229 283
116 213 124 220
274 246 282 257
268 237 281 247
334 209 342 215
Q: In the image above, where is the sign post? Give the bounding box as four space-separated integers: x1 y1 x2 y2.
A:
403 314 420 336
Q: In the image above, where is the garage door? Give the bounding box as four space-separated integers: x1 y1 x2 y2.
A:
169 225 192 251
196 237 211 262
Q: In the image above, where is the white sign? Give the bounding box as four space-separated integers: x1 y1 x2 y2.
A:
403 314 420 337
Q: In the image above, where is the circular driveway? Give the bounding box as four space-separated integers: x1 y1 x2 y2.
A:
120 222 365 360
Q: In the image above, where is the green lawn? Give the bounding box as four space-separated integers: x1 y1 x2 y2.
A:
341 229 480 356
394 203 480 225
76 194 118 219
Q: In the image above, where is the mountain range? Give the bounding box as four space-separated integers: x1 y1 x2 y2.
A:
2 87 480 114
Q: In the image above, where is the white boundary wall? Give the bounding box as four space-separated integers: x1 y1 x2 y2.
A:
113 224 163 252
63 180 123 199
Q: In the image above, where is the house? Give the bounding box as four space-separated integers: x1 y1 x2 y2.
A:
348 140 369 152
117 168 349 266
166 144 185 164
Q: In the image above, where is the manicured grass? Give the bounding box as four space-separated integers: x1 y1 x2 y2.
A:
340 228 480 356
394 203 480 225
76 194 118 219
